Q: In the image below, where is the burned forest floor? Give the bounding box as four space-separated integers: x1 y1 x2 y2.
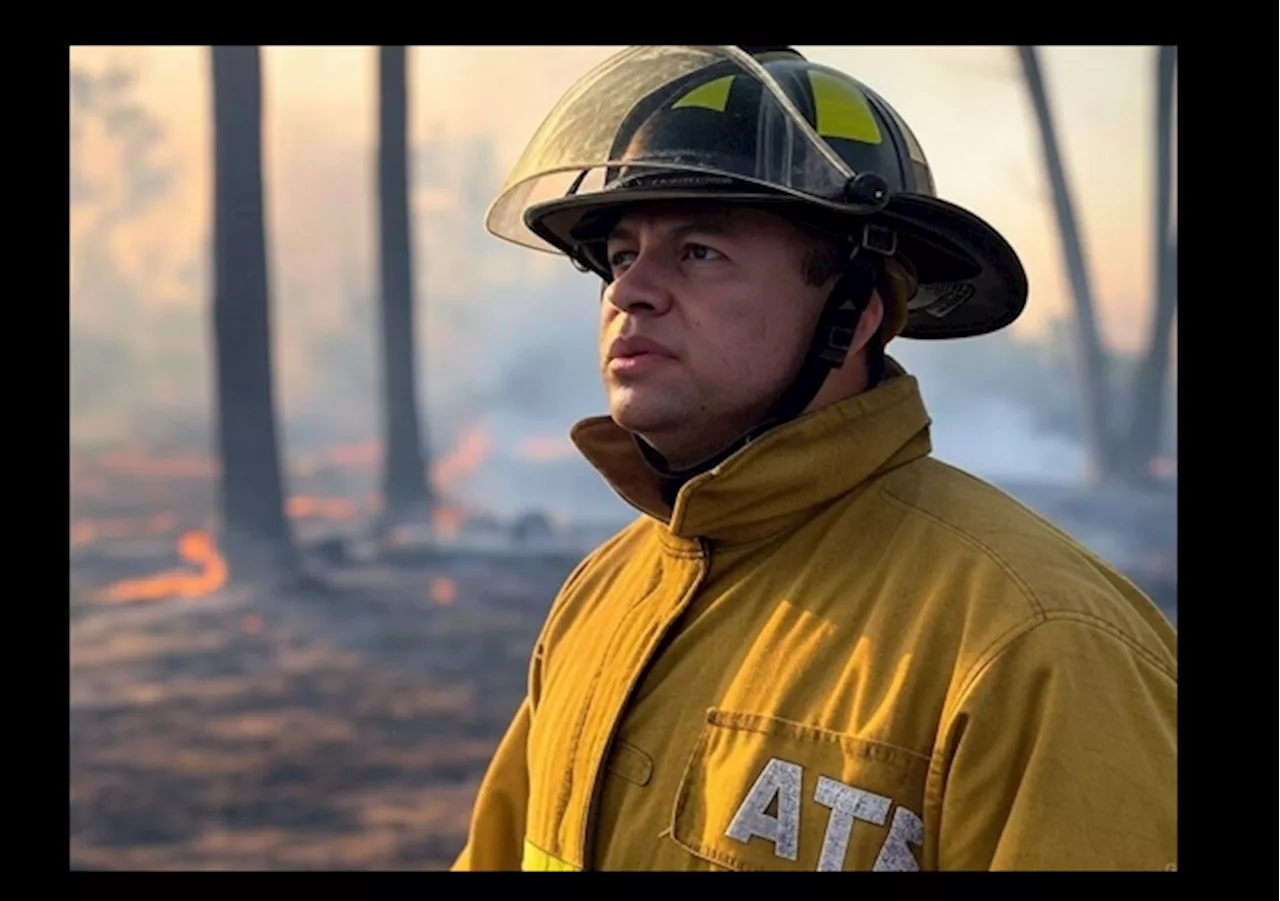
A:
69 453 1176 871
70 532 580 871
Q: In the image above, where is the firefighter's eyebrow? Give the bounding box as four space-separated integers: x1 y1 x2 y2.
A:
608 215 735 245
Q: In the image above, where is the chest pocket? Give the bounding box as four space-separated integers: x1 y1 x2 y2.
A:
670 709 930 871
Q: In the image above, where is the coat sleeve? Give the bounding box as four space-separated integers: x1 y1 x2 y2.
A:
450 695 533 871
930 617 1177 871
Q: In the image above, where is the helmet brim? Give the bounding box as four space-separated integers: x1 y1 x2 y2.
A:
882 195 1028 340
525 188 1027 340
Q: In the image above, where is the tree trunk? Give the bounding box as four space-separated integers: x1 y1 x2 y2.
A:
376 46 433 530
1122 46 1177 483
1016 46 1115 486
210 45 296 577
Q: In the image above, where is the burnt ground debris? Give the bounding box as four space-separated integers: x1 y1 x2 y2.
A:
69 459 1174 871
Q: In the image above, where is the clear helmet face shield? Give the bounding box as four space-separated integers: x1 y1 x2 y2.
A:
484 45 887 255
484 45 1029 342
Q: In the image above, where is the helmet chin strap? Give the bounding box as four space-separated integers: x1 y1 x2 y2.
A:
635 252 880 507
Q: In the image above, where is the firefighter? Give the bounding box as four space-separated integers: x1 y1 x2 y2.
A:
453 46 1176 872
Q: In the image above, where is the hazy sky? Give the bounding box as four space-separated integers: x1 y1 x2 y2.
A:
70 44 1172 355
69 45 1180 521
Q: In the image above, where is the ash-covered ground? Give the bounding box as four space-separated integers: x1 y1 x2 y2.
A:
70 538 579 871
69 452 1174 871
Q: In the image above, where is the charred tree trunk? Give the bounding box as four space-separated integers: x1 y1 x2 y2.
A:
210 46 296 577
1122 46 1177 484
376 46 433 533
1016 46 1115 486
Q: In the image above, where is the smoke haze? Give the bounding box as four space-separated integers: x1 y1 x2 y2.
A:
69 50 1176 533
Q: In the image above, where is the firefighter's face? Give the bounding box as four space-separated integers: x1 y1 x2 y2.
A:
598 202 842 468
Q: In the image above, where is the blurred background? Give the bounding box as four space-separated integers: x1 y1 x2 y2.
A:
68 45 1177 870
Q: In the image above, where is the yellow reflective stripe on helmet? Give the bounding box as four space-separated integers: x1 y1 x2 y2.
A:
522 839 582 871
672 75 734 112
807 70 882 144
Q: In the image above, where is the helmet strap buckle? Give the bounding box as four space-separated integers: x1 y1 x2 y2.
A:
860 223 897 257
818 325 854 366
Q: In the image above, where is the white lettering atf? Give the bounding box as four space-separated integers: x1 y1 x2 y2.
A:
726 760 925 870
872 805 923 871
813 776 892 871
725 757 803 860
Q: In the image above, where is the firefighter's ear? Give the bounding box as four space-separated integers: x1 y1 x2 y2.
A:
854 291 885 355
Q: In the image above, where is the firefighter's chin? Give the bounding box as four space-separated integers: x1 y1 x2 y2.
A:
605 379 692 439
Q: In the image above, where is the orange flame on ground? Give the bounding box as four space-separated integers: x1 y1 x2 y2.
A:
516 434 575 463
431 578 457 605
286 496 357 521
424 425 490 539
101 530 228 603
431 425 490 489
70 512 178 549
325 440 381 469
433 505 466 540
93 449 218 479
290 441 383 477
